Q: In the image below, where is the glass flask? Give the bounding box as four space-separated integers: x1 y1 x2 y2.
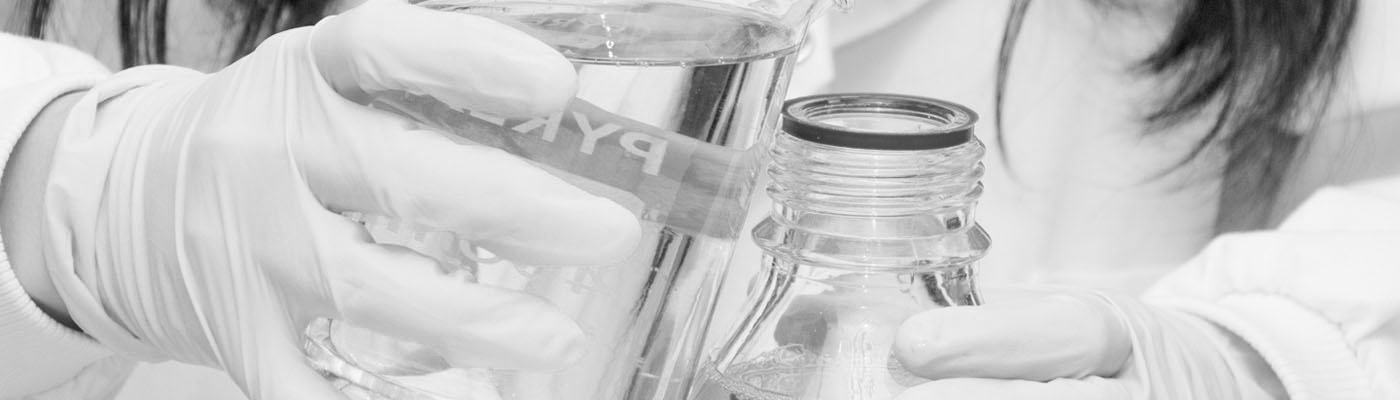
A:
303 1 850 400
693 94 988 400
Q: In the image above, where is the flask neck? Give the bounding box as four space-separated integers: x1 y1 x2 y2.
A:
756 134 987 305
766 133 986 235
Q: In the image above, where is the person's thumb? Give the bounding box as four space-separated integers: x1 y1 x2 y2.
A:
892 289 1132 381
308 0 576 117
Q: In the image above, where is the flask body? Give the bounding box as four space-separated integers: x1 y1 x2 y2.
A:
696 94 987 400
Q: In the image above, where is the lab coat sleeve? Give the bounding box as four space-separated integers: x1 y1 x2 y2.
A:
0 33 130 397
1144 177 1400 399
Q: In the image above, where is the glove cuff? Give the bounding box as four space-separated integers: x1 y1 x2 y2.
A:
1095 291 1247 398
40 66 203 363
1158 295 1373 399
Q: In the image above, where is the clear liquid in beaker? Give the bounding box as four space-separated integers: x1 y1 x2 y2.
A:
311 1 805 400
419 0 797 65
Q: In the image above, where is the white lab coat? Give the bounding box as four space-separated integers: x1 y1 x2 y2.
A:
2 0 1398 397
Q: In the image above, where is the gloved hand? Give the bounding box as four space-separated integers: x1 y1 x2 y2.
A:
38 1 640 399
891 287 1284 399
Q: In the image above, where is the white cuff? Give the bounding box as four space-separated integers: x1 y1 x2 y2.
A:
0 76 113 396
1158 294 1375 400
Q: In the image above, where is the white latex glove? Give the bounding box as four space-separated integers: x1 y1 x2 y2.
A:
39 2 640 399
892 288 1284 399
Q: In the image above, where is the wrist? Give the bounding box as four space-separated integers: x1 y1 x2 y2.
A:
0 91 86 330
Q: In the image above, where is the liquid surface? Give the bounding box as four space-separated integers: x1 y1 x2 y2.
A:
418 0 798 65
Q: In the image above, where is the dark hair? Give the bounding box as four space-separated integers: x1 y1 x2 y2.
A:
997 0 1358 232
16 0 334 67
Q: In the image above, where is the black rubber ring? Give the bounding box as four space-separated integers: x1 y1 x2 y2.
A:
781 93 978 151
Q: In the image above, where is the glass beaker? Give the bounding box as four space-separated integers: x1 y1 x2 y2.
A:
303 1 850 399
693 94 988 400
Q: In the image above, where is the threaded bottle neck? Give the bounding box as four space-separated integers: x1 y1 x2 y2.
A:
767 133 985 219
755 94 989 272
